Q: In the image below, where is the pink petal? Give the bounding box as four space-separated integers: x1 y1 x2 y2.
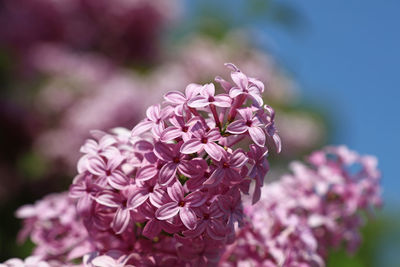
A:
206 220 227 240
164 91 186 104
136 165 158 181
188 96 209 108
149 188 169 208
15 205 35 218
159 162 178 186
186 176 206 191
86 156 106 176
160 106 174 120
112 207 131 234
183 221 206 238
91 255 117 267
95 192 121 208
273 133 282 153
178 158 207 178
180 139 203 154
69 183 86 199
252 181 262 204
248 84 262 95
249 78 264 92
128 188 149 209
107 171 129 190
215 76 232 92
206 128 222 141
185 191 206 207
229 87 244 98
185 83 202 99
154 142 173 161
229 149 248 168
107 155 124 171
167 182 184 202
180 207 197 230
160 127 182 142
77 195 92 215
204 142 225 161
237 108 253 121
131 120 153 136
151 122 165 138
142 218 161 239
156 202 180 220
225 168 243 183
161 220 182 233
133 140 154 152
204 168 225 187
249 91 264 107
201 83 215 97
226 120 247 134
77 155 89 173
213 94 232 107
231 71 248 89
146 105 161 122
249 126 266 147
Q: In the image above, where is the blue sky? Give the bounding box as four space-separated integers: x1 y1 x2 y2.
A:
257 0 400 210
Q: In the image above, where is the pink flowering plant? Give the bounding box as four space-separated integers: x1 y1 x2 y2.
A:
4 64 382 266
66 63 280 265
221 146 382 266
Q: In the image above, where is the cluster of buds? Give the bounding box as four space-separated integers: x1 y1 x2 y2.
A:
221 146 381 266
68 63 280 265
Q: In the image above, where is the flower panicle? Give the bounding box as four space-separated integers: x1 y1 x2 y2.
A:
221 145 382 266
66 63 279 265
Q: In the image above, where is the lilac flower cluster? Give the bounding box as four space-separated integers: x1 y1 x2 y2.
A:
8 145 381 266
220 146 381 266
3 62 381 266
15 192 90 263
67 63 280 264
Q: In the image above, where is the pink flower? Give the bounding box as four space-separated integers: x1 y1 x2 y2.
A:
220 146 381 266
247 144 269 204
15 192 90 263
204 149 248 187
65 63 279 265
164 83 203 117
153 141 202 185
128 179 167 209
180 123 225 161
183 202 227 240
0 256 51 267
85 251 135 267
139 202 182 239
160 116 199 142
227 107 266 147
131 104 173 138
188 83 231 108
95 189 133 234
228 67 264 107
156 182 206 230
69 174 102 215
84 154 129 190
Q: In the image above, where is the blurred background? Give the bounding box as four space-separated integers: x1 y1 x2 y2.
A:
0 0 398 265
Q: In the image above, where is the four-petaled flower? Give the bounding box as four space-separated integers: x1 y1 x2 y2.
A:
180 124 225 161
188 83 231 108
156 182 206 230
227 107 266 147
204 149 248 187
228 69 264 107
